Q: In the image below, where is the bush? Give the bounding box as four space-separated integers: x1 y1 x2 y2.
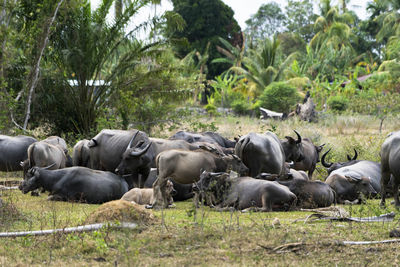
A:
327 95 349 112
231 99 251 115
258 82 300 113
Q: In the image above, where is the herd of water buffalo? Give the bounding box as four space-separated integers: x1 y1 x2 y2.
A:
1 127 400 212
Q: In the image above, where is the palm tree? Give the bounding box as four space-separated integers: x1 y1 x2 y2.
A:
231 35 296 96
211 33 245 72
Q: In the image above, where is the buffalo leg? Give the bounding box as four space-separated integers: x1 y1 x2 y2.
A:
151 177 169 208
139 168 150 188
393 178 400 207
380 170 391 206
261 192 272 212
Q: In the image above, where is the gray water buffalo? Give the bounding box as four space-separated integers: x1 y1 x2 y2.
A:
193 172 296 211
88 129 150 188
0 135 37 171
292 138 324 179
43 136 72 167
122 180 176 206
321 148 359 173
19 166 128 204
144 168 194 201
278 178 335 208
234 131 304 177
325 161 381 203
149 148 249 208
72 139 91 167
20 141 68 178
115 137 198 177
380 131 400 207
169 131 235 148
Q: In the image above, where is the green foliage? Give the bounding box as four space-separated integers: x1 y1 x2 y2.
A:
327 95 349 112
231 99 251 115
285 0 316 42
258 82 300 113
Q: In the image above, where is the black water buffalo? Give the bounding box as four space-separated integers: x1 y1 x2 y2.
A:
325 161 381 203
0 135 37 171
19 166 128 204
278 178 335 208
380 131 400 207
72 139 91 167
234 131 304 177
20 141 68 178
149 149 249 208
115 137 198 177
193 172 296 212
144 168 194 201
321 148 359 174
88 129 150 188
292 138 324 179
169 131 235 148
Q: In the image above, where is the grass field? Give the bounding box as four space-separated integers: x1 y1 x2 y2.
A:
2 114 400 266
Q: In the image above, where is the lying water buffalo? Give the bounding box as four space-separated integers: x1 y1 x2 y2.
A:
144 168 194 201
193 172 297 212
72 139 91 167
88 129 150 188
149 148 249 208
234 131 304 177
169 131 235 148
19 166 128 204
321 148 359 174
0 135 37 171
115 137 198 177
325 161 381 203
380 131 400 207
20 141 69 178
292 138 324 179
122 180 176 206
278 178 335 208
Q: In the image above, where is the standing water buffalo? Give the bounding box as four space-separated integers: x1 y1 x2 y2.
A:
0 135 37 171
193 171 297 212
149 148 249 208
380 131 400 207
20 141 69 178
72 139 91 167
292 138 324 179
325 160 381 203
19 166 128 204
88 129 151 188
234 131 304 177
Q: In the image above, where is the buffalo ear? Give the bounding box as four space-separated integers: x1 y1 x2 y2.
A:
285 136 295 144
345 175 361 183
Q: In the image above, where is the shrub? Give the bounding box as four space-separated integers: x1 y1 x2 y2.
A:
258 82 300 113
327 95 349 112
231 99 251 115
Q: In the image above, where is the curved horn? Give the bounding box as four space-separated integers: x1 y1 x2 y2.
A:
321 148 333 168
347 154 352 161
294 130 302 144
43 163 56 170
127 131 140 151
352 148 358 161
129 142 152 157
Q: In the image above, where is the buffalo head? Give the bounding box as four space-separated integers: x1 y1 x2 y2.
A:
281 130 304 162
223 154 249 176
345 175 377 196
321 148 358 173
115 132 153 175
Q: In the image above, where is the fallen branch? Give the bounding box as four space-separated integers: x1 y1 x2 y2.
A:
0 222 137 238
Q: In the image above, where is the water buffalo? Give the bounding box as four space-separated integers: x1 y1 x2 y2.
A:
169 131 235 148
149 148 249 208
43 136 72 167
234 131 304 177
193 171 297 212
0 135 37 171
115 137 198 177
278 178 335 208
380 131 400 207
325 161 381 203
321 148 359 174
72 139 91 167
19 166 128 204
144 168 194 201
88 129 150 188
122 180 176 206
292 138 324 179
20 141 68 178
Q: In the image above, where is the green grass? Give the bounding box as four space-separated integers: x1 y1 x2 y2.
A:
2 114 400 265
